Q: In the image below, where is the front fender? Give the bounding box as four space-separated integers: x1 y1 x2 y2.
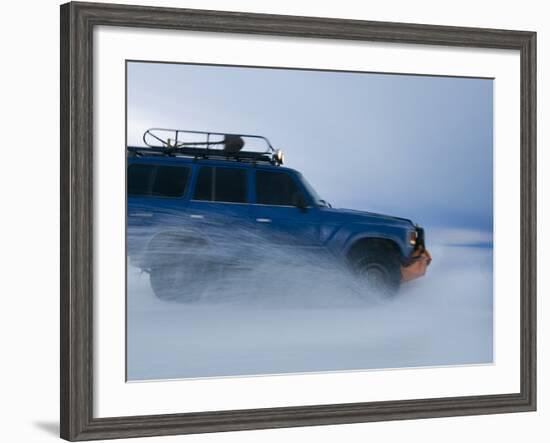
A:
328 222 413 258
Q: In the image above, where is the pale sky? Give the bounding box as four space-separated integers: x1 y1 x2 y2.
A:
127 61 493 232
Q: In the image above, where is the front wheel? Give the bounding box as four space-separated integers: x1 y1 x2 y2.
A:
351 244 402 298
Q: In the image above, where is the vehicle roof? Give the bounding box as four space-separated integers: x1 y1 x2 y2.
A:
127 149 298 174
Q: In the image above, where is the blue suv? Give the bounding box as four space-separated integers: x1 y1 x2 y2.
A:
127 129 431 301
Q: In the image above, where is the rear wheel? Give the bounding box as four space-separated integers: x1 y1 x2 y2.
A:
349 242 402 298
149 255 204 302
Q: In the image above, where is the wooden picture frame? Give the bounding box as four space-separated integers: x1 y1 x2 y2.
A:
60 2 536 440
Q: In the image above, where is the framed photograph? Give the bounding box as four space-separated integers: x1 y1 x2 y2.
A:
60 1 536 441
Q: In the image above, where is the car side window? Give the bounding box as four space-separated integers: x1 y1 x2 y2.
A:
193 166 247 203
255 170 301 206
128 164 190 197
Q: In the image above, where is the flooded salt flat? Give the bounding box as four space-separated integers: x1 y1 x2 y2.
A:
126 227 493 381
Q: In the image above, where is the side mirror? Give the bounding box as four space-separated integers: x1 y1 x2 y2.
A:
293 193 308 213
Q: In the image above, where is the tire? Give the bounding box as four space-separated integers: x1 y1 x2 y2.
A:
149 255 204 302
350 242 402 298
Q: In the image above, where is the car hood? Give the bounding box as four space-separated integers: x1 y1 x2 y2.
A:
321 207 415 227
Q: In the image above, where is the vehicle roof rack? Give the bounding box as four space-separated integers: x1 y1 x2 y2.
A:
127 128 285 166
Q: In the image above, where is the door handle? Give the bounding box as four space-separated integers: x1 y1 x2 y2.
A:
256 218 271 223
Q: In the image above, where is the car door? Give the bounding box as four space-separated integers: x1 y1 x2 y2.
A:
185 164 255 263
251 168 321 247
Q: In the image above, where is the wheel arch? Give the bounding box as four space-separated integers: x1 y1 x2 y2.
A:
345 237 402 265
147 229 208 250
139 229 208 270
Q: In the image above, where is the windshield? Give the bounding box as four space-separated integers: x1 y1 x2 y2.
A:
297 173 330 208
